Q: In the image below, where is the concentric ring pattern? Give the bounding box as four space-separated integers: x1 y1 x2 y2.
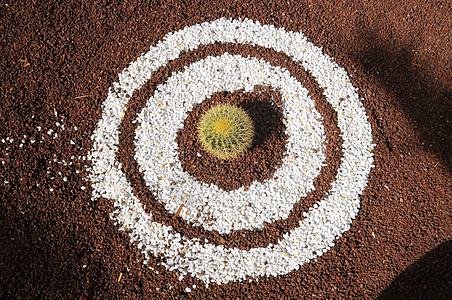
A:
89 18 375 285
135 53 325 234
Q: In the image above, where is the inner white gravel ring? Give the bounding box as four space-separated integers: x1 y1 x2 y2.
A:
89 18 374 285
135 53 326 233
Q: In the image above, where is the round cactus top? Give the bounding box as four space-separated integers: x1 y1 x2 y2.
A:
197 103 254 160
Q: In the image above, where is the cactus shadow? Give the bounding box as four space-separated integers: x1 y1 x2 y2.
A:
239 95 286 149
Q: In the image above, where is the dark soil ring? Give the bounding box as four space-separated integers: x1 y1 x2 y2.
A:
117 42 343 250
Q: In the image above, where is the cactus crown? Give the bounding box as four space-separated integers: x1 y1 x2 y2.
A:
197 103 254 160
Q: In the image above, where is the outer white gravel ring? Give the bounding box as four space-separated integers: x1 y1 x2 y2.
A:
89 18 374 285
135 53 326 234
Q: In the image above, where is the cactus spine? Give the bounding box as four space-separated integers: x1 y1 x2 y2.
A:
197 103 254 160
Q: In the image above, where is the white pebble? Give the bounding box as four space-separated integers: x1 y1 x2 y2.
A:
88 18 375 286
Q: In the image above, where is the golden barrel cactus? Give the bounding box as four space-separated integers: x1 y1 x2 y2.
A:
197 103 254 160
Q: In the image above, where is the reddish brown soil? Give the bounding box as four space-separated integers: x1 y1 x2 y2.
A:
0 0 450 299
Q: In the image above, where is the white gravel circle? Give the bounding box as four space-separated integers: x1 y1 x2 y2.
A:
135 53 326 234
89 18 374 285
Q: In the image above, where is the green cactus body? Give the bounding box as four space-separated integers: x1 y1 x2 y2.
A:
198 104 254 160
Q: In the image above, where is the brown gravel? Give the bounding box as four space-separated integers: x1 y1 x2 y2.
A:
1 0 451 299
118 42 343 250
177 86 288 192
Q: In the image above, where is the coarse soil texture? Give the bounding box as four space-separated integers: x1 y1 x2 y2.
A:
0 0 451 299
